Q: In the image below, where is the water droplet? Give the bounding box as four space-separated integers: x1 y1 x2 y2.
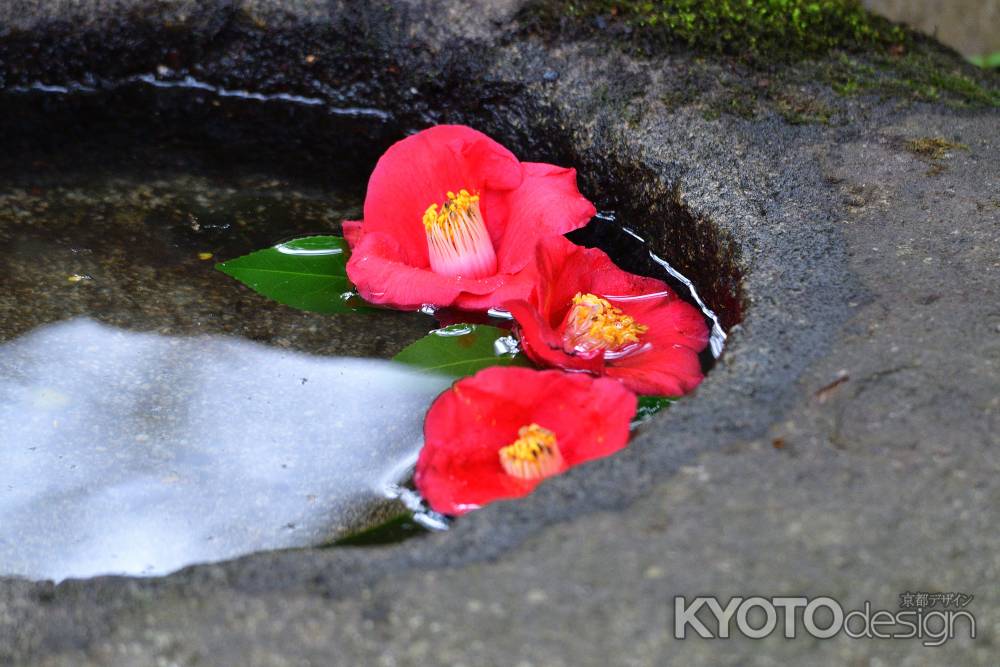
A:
433 324 474 337
384 484 449 531
493 335 520 356
274 242 343 256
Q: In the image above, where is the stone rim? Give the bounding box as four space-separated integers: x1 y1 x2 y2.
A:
0 0 847 601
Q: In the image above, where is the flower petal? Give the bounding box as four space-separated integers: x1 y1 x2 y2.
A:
495 163 596 273
348 232 495 309
506 237 710 396
347 232 542 310
506 298 604 374
605 345 705 396
601 296 708 395
449 259 540 311
531 375 636 467
362 126 523 267
415 367 635 515
416 378 535 514
341 220 364 249
613 293 710 354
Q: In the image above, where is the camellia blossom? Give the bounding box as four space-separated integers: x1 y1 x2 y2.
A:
415 366 636 515
344 125 596 311
505 237 710 397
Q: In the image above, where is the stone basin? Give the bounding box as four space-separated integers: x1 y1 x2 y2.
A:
0 1 997 664
0 0 739 581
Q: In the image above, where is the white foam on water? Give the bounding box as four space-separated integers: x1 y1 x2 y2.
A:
0 319 450 581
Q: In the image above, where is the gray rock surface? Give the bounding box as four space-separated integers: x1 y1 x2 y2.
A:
0 0 997 664
865 0 1000 56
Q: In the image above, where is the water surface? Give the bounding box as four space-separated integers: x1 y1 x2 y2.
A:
0 154 439 580
0 319 449 580
0 82 728 579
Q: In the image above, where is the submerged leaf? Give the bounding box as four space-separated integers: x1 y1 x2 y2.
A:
631 395 676 428
393 324 533 377
330 513 427 547
217 235 371 313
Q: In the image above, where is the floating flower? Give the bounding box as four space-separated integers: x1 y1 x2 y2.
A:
415 366 636 515
344 125 596 311
505 237 710 396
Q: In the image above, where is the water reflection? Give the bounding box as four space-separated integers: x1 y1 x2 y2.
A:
0 319 451 581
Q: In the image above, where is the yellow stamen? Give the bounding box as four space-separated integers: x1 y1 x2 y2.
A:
421 189 496 278
563 292 648 354
422 189 480 231
499 424 564 481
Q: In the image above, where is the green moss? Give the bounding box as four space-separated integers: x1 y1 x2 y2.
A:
540 0 905 58
901 136 968 176
904 137 967 161
715 85 760 119
660 88 699 108
877 50 998 106
774 93 832 124
819 55 873 95
521 1 998 114
694 77 836 124
818 50 1000 108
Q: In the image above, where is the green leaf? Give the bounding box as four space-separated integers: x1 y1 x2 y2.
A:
216 236 371 313
631 395 676 428
328 513 427 547
393 324 533 377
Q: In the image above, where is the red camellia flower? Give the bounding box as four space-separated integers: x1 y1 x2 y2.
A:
344 125 596 311
415 366 636 515
504 237 710 397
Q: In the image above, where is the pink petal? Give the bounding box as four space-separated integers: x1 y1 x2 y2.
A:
348 232 516 310
362 126 523 268
494 163 596 274
342 220 364 249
